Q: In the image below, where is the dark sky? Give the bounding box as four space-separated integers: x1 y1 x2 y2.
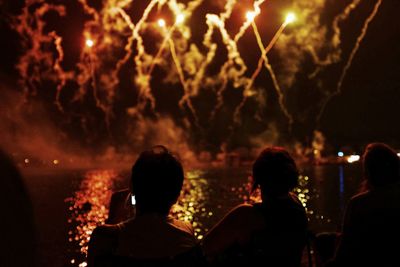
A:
319 0 400 150
0 0 399 154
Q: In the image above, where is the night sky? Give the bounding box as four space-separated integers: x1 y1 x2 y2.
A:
0 0 399 157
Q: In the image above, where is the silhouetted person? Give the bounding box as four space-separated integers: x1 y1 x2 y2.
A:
328 142 400 266
202 147 308 266
0 149 36 267
87 145 197 267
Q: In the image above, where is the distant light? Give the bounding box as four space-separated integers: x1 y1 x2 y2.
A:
347 155 360 163
285 12 296 24
53 159 59 165
246 11 257 22
158 19 166 28
85 39 94 48
397 153 400 157
338 151 344 157
176 14 185 24
24 158 30 164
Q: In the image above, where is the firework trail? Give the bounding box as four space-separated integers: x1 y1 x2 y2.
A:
234 0 265 43
14 2 66 99
250 21 293 126
168 38 199 127
131 0 160 111
233 18 291 125
188 0 237 114
10 0 386 153
195 0 237 82
210 0 267 121
147 20 173 77
317 0 383 122
309 0 362 77
50 31 74 112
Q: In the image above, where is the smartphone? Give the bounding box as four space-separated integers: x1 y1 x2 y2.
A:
131 194 136 206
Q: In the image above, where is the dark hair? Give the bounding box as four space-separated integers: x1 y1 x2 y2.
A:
362 143 400 189
131 145 184 216
252 147 299 196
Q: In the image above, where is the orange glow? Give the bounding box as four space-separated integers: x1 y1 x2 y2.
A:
246 11 257 22
158 19 166 28
67 170 116 265
85 39 94 48
176 13 185 24
285 12 296 24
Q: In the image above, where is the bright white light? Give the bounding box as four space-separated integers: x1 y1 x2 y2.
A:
338 151 344 157
176 14 185 24
397 153 400 157
85 39 94 48
347 155 360 163
285 12 296 24
158 19 166 28
246 11 256 22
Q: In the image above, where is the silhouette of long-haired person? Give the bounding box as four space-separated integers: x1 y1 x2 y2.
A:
87 145 197 266
328 143 400 266
202 146 308 266
0 149 36 267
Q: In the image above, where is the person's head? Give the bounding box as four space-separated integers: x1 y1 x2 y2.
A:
362 143 400 189
252 147 299 198
130 145 184 216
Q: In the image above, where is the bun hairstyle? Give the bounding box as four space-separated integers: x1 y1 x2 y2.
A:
252 147 299 196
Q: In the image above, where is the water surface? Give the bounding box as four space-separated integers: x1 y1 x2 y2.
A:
23 163 362 267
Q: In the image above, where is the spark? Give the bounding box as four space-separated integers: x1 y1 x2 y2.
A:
246 11 257 22
85 39 94 48
284 12 296 25
234 0 265 42
158 19 166 28
176 13 185 24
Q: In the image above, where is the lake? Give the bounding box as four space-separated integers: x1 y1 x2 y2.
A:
22 162 362 267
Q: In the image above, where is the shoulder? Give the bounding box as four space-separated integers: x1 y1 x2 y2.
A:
221 204 264 229
347 191 370 209
226 204 256 217
88 224 124 266
169 218 196 236
90 223 123 246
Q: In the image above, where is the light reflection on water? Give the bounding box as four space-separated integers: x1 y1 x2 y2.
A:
66 170 117 267
67 169 214 266
66 165 360 266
